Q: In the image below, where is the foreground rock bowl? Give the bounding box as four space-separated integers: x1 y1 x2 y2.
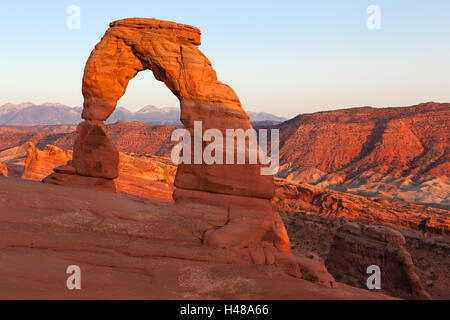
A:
0 177 394 299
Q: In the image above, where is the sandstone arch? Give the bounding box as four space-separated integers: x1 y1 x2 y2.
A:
50 18 294 252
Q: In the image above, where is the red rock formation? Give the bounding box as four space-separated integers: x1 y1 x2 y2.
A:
273 179 450 235
0 126 50 151
325 222 431 299
0 162 7 177
17 141 450 235
22 143 72 181
77 17 273 199
276 102 450 206
278 102 449 177
67 18 288 251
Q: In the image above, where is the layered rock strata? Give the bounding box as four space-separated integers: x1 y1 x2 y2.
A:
325 222 430 299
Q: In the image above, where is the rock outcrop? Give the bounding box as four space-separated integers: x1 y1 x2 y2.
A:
36 146 176 198
273 179 450 235
325 222 431 299
0 177 393 299
72 120 119 179
22 143 72 181
0 162 7 177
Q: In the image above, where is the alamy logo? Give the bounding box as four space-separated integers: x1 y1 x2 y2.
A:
66 265 81 290
366 5 381 30
366 265 381 290
170 121 279 175
66 5 81 30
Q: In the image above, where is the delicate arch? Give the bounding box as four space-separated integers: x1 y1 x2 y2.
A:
75 18 274 199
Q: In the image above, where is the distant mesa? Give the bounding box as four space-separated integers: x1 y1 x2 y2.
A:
276 101 450 208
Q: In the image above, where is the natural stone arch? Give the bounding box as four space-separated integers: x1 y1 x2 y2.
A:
81 18 242 123
74 18 273 199
43 17 294 254
44 19 340 285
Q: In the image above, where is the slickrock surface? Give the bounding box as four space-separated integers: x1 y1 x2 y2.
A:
116 153 176 201
5 144 449 298
0 177 393 300
325 223 431 299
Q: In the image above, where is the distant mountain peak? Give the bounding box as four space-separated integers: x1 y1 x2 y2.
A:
0 102 288 126
0 102 35 110
137 105 178 113
38 102 70 108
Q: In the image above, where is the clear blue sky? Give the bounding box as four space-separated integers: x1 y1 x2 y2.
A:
1 0 449 117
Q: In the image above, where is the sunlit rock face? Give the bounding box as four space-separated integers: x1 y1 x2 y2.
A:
50 18 292 254
0 162 7 177
77 17 273 198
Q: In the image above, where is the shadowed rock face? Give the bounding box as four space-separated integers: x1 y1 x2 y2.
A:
325 222 431 299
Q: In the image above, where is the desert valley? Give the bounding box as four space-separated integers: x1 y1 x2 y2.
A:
0 15 449 303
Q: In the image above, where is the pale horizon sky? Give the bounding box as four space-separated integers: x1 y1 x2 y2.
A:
1 1 450 118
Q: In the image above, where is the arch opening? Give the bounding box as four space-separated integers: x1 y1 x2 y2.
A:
73 17 274 200
116 70 180 115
